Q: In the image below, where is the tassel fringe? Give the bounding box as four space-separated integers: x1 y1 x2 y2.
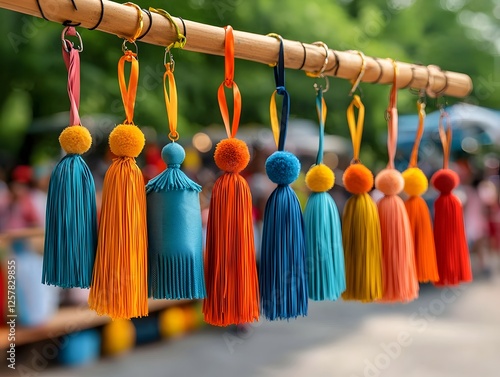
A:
203 172 260 326
342 193 383 302
42 154 97 289
260 185 308 320
304 192 345 301
405 196 439 283
88 157 148 319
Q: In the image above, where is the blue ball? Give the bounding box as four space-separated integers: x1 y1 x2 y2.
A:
57 329 101 366
162 142 185 167
265 151 301 185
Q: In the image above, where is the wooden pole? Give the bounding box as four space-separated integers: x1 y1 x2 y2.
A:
0 0 472 97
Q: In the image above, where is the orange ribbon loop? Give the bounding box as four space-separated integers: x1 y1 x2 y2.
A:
218 25 241 138
409 100 426 168
439 109 452 169
118 50 139 124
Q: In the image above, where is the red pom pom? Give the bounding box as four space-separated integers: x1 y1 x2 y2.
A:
343 164 374 194
214 138 250 173
431 169 459 194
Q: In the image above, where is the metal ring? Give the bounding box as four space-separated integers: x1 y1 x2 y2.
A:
168 131 180 141
137 9 152 39
367 57 384 84
349 50 366 96
123 2 144 43
61 26 83 52
266 33 283 67
306 41 329 78
122 39 138 55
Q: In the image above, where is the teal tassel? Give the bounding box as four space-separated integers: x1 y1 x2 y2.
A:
304 192 346 300
146 142 205 300
42 154 97 288
303 89 345 301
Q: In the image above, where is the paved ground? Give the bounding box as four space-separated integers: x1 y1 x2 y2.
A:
31 267 500 377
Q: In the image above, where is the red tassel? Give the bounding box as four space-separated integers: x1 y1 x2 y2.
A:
432 109 472 286
432 169 472 286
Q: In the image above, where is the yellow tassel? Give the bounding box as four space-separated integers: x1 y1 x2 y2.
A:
342 192 383 302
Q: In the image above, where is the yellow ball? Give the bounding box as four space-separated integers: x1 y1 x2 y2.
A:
101 319 136 356
109 124 145 157
159 307 186 338
59 125 92 154
402 167 428 197
305 164 335 192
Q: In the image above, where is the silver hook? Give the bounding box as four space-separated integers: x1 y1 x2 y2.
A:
61 26 83 53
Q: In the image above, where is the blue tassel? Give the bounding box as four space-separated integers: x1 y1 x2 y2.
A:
304 192 346 300
42 154 97 288
260 37 307 320
146 143 206 300
259 150 308 320
260 184 308 320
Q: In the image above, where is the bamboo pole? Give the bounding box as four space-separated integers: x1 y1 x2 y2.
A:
0 0 472 97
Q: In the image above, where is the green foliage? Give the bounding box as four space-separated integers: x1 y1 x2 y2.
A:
0 0 497 163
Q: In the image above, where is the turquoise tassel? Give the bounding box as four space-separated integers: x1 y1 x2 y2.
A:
304 89 345 301
146 143 206 300
304 192 346 300
42 154 97 288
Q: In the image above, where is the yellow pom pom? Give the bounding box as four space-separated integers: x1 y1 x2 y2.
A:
101 319 136 356
159 307 186 338
109 124 145 158
305 164 335 192
59 125 92 154
402 167 428 197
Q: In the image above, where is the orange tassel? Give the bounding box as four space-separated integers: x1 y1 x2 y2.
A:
431 110 472 286
88 47 148 319
404 195 439 282
375 61 418 303
202 26 259 326
402 101 439 283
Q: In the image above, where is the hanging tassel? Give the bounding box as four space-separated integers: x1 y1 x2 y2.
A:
431 109 472 286
375 61 418 303
304 88 345 301
203 26 259 326
402 100 439 283
342 94 383 302
88 38 148 319
260 36 308 320
146 23 205 300
42 27 97 289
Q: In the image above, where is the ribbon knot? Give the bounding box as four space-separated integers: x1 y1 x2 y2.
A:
276 86 287 96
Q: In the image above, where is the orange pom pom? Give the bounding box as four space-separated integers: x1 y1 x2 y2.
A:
343 164 373 194
214 138 250 173
59 125 92 155
375 168 404 196
109 124 145 158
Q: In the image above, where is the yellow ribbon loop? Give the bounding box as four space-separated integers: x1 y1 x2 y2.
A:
346 94 365 163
